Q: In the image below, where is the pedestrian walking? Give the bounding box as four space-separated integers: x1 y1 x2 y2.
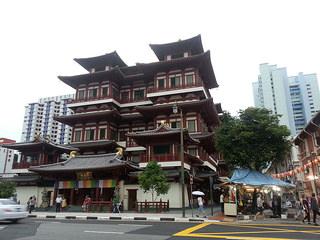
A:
256 194 264 216
302 194 311 224
220 192 224 214
196 196 206 218
55 195 63 212
61 197 68 211
311 193 320 225
27 196 36 214
82 195 91 212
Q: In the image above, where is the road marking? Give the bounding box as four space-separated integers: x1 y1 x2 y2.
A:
0 226 7 230
174 222 212 236
84 230 124 234
118 224 152 227
174 222 303 239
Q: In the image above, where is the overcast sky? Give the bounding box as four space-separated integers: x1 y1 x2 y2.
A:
1 0 320 141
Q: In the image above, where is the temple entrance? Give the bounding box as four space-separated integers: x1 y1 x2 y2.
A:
75 188 95 205
127 189 137 211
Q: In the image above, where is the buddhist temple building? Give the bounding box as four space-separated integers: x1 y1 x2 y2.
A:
5 35 223 210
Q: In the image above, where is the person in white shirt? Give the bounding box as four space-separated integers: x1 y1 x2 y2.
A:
256 194 264 215
55 195 63 212
220 192 224 214
196 196 206 217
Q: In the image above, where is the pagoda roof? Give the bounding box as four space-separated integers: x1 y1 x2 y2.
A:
29 153 139 173
54 110 121 126
126 124 200 146
149 35 204 61
67 140 120 153
191 132 216 154
136 98 220 126
58 51 218 89
3 138 78 153
293 111 320 144
58 68 124 88
74 51 127 72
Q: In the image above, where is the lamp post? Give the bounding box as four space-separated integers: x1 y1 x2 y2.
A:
173 103 185 218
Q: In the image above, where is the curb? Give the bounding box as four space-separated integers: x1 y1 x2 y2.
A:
28 214 214 223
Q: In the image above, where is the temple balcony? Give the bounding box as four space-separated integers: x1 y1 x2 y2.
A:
67 95 152 108
147 83 208 98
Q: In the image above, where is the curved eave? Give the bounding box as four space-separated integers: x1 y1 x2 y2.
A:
3 141 78 153
58 68 124 89
139 51 218 89
54 110 121 126
149 35 204 60
127 129 200 146
68 140 120 151
74 51 127 71
136 98 220 126
293 112 320 145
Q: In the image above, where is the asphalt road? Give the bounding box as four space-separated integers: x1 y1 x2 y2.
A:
1 218 320 240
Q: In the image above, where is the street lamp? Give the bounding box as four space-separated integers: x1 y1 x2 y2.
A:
173 103 186 218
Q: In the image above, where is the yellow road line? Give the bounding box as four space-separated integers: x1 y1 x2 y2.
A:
199 230 288 235
178 233 298 240
173 222 211 236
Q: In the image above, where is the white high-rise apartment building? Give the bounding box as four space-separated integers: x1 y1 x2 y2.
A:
253 63 320 135
21 94 74 144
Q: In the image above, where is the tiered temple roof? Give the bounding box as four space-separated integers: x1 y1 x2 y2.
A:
149 35 204 60
74 51 127 72
29 153 138 173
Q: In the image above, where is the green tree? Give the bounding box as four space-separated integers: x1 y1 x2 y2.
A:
0 181 16 198
215 107 291 172
138 161 170 201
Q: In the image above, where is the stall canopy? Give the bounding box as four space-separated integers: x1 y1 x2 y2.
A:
230 168 295 188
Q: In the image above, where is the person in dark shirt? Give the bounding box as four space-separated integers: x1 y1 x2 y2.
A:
302 194 310 224
311 193 320 225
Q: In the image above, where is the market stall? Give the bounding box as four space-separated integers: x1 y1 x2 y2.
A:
222 169 295 217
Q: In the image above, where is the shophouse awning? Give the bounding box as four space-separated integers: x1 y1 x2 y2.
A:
230 169 295 188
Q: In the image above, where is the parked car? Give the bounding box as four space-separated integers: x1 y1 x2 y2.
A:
0 199 28 223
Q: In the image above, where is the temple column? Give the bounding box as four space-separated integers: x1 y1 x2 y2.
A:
70 189 74 205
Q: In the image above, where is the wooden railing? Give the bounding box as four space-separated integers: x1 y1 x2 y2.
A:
140 154 179 163
69 95 148 105
136 199 169 213
88 201 113 212
147 82 202 94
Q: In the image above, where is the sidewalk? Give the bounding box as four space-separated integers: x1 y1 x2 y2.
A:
28 207 221 223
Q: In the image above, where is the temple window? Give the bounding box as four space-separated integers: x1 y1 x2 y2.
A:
170 120 181 129
185 73 195 86
188 147 198 156
153 145 170 155
101 85 109 97
110 128 118 141
88 88 98 99
133 89 145 101
26 154 38 163
78 89 86 100
120 91 130 102
74 129 82 142
186 118 197 132
85 128 95 141
119 130 127 141
157 77 166 89
169 75 181 88
112 86 120 100
98 127 107 140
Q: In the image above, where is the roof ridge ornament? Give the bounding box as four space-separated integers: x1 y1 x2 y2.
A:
116 147 123 157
